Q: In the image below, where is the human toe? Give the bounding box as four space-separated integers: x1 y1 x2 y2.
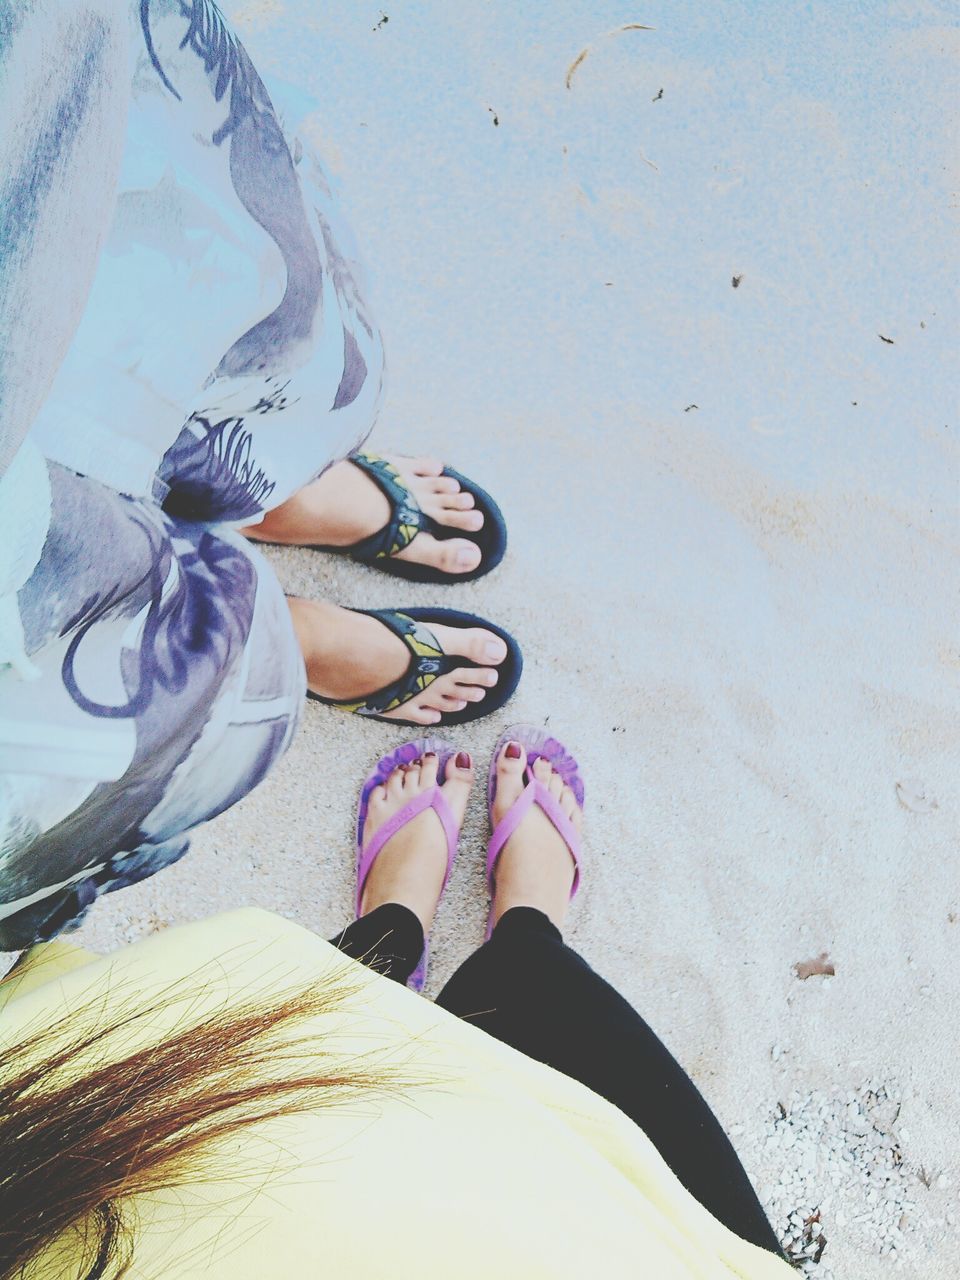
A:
387 703 442 726
394 533 481 574
419 751 440 787
561 787 583 827
441 750 474 822
532 757 552 785
429 475 461 495
438 489 476 511
437 694 468 713
428 624 507 667
464 629 507 665
454 685 487 704
411 455 444 476
439 538 483 571
437 508 485 533
494 738 527 805
383 453 444 477
386 765 407 799
449 665 499 688
368 782 389 813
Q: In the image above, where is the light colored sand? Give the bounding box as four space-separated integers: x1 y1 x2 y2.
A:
74 3 958 1274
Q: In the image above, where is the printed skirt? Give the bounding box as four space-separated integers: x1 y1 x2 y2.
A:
0 1 384 947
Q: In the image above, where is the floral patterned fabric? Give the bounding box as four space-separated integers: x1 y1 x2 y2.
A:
0 1 384 947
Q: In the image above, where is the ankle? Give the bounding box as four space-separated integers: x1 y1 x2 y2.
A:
289 601 405 700
362 872 441 933
246 496 310 545
491 904 561 938
490 848 575 930
492 892 569 931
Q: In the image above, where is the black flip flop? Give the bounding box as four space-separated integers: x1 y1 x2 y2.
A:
307 607 522 726
310 452 507 584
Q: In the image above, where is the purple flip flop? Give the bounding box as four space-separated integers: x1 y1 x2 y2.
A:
485 724 585 939
356 736 462 991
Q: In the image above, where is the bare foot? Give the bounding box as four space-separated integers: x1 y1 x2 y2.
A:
489 740 583 929
288 598 506 724
361 750 474 931
244 453 485 576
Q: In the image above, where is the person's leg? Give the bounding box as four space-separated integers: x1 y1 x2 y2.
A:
436 740 783 1257
327 748 475 983
438 907 783 1255
329 903 424 986
1 467 303 950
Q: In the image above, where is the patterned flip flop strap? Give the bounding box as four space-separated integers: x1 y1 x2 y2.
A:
330 610 460 718
347 451 426 561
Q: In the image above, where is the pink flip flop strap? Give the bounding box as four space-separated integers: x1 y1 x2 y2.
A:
356 786 460 913
486 770 582 898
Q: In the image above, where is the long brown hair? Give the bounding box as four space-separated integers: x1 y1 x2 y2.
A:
0 965 420 1280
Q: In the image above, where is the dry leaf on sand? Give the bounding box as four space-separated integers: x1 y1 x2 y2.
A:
794 952 836 980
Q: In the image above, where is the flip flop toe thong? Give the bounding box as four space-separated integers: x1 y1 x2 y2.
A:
484 724 585 940
357 737 461 991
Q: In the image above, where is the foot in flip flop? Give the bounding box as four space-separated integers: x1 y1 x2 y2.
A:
288 598 522 725
360 748 475 933
244 452 507 583
488 735 584 930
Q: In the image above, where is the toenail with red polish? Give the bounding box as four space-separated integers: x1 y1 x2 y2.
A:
456 751 472 768
505 742 521 759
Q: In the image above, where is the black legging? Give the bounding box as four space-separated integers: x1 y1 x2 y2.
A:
332 902 784 1257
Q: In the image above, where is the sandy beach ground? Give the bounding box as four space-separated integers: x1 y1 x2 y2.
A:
73 3 958 1275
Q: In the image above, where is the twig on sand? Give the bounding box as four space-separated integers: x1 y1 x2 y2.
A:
565 48 590 88
565 23 656 89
